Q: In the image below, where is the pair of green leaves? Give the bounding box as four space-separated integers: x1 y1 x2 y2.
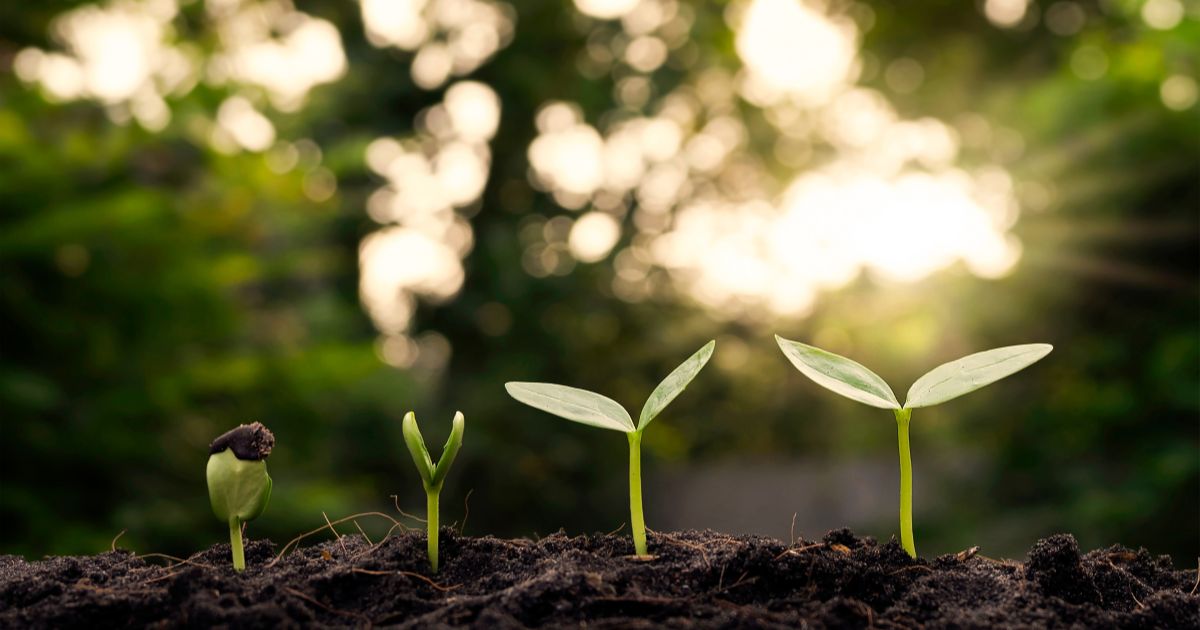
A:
403 411 465 491
775 335 1053 410
505 340 716 433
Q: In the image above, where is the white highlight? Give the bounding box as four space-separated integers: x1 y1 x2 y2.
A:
574 0 640 20
569 212 622 262
359 83 503 335
734 0 857 105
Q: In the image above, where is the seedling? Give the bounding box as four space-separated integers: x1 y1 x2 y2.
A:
505 340 715 557
402 411 465 573
207 422 274 572
775 336 1052 558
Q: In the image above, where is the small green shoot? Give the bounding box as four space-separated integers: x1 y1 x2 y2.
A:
505 340 715 557
207 422 274 572
775 336 1052 558
402 411 465 573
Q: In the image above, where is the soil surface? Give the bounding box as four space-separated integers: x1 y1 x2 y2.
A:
1 528 1196 628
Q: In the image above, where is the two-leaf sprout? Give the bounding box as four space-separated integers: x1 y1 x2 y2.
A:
206 422 275 572
505 340 715 557
775 336 1052 558
402 411 465 573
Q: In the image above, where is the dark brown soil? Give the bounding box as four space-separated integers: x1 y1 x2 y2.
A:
1 529 1196 628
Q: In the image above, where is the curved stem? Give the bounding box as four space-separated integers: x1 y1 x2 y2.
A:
427 488 440 572
627 431 647 556
229 517 245 572
894 408 916 558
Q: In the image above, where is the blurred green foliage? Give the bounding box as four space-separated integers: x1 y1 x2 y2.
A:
1 0 1196 563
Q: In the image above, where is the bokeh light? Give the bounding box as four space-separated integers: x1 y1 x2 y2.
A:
4 0 1196 568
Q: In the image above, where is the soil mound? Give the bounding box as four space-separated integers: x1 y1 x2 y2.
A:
2 529 1195 628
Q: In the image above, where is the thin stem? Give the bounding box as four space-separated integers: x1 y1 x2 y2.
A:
229 517 245 572
627 431 647 556
426 488 440 572
894 408 916 558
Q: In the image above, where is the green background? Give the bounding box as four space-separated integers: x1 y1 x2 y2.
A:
1 0 1196 563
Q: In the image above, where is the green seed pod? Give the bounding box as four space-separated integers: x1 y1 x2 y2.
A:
206 422 274 571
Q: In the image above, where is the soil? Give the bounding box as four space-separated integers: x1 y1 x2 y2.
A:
1 528 1196 628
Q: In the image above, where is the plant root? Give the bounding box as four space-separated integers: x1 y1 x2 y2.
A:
283 587 372 626
271 511 406 566
322 512 348 555
773 542 825 561
349 568 460 591
390 494 427 524
457 488 474 534
110 529 127 552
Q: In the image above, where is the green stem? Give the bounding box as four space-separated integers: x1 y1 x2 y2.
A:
894 408 916 558
627 431 647 556
427 488 440 572
229 517 245 572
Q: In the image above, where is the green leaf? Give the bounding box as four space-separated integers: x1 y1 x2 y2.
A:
638 340 716 430
429 411 465 487
402 411 435 486
905 343 1053 408
206 449 272 523
505 382 634 432
775 335 900 409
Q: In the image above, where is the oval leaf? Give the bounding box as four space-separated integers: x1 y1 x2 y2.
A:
638 340 716 430
430 411 465 487
904 343 1053 409
505 382 634 432
775 335 900 409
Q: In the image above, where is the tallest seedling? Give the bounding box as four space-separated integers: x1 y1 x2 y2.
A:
506 340 715 556
775 336 1051 558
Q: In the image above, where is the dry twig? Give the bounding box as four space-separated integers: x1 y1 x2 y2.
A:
110 529 127 553
323 511 348 554
283 587 372 625
271 512 404 565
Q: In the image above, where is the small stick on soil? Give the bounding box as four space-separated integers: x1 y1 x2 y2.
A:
349 568 461 592
851 600 875 628
371 569 461 591
652 530 711 568
283 587 372 625
790 513 798 546
889 565 933 576
1129 585 1145 609
773 542 824 561
134 553 217 571
954 546 980 562
272 512 404 565
390 494 427 524
71 580 116 595
352 520 374 546
716 571 756 593
110 529 127 552
1190 559 1199 596
977 554 1022 568
1106 559 1154 607
604 522 627 537
349 521 409 561
458 488 474 534
322 512 348 555
141 571 182 585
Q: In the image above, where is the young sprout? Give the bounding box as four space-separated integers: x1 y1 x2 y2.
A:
775 336 1052 558
206 422 274 572
402 411 465 573
505 340 715 557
